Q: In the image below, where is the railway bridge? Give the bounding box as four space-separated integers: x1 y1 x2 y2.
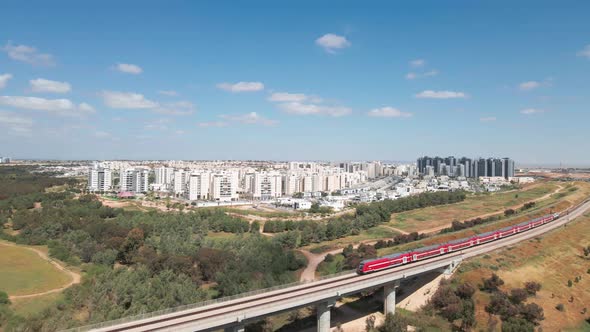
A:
65 199 590 332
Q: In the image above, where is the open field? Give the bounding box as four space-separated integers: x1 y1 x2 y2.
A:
452 211 590 331
388 182 562 233
304 225 399 253
0 242 72 296
9 293 64 317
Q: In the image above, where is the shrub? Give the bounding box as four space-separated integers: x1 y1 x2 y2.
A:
556 303 565 312
524 281 542 295
509 288 529 304
0 290 10 305
567 279 573 287
482 273 505 292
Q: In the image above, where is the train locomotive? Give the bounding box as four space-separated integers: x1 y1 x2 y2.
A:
356 212 560 275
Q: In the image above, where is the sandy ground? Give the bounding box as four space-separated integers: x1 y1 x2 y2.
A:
1 241 81 300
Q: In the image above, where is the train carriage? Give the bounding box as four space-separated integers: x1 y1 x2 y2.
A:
357 212 560 275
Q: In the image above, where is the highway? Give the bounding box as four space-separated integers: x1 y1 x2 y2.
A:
71 198 590 332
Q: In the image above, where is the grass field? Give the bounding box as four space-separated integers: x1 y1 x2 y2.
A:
388 182 561 233
305 225 398 253
9 293 64 317
0 243 71 296
452 211 590 331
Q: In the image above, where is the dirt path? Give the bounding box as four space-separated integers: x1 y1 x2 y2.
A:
1 241 81 300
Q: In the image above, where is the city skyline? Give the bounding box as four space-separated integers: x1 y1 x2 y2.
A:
1 1 590 165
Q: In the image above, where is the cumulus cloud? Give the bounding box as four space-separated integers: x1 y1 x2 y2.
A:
1 42 55 66
217 81 264 92
220 112 277 126
268 92 309 102
0 96 94 116
268 91 350 117
576 44 590 59
101 91 158 109
0 111 33 135
367 107 412 118
520 108 545 115
406 70 438 80
518 81 540 91
410 59 426 67
197 121 228 128
115 63 143 74
480 117 497 122
278 102 351 117
415 90 467 99
154 101 195 115
158 90 179 96
315 33 351 53
30 78 71 93
0 74 13 89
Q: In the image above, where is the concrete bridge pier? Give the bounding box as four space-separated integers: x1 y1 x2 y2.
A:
317 300 335 332
383 281 400 315
224 325 245 332
438 259 462 275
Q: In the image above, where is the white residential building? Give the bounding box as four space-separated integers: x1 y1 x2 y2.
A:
120 168 149 193
252 172 282 200
155 167 174 186
210 174 238 201
173 169 187 195
187 172 211 200
88 167 112 192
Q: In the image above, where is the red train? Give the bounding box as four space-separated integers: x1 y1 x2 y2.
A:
357 213 560 274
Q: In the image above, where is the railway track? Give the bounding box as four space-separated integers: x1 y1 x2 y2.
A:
69 199 590 332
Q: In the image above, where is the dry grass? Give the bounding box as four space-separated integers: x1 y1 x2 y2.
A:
453 211 590 331
389 182 562 233
0 243 71 296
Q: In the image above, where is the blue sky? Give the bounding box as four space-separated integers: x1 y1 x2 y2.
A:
0 1 589 165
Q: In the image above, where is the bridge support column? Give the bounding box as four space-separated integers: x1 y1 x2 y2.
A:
439 259 462 275
224 325 245 332
317 301 334 332
383 282 400 315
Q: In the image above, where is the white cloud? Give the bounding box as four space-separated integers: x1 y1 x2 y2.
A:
0 74 13 89
415 90 467 99
197 121 228 128
268 92 309 102
278 102 351 117
93 130 111 138
405 70 438 80
520 108 545 115
30 78 71 93
518 81 540 91
101 91 158 109
480 117 497 122
576 44 590 59
315 33 351 53
115 63 143 74
158 90 178 96
367 107 412 118
0 111 33 134
0 96 95 116
154 101 195 115
1 42 55 66
405 72 417 80
410 59 426 67
217 81 264 92
220 112 278 126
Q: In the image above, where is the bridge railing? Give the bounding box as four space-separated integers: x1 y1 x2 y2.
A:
62 197 590 332
61 268 356 332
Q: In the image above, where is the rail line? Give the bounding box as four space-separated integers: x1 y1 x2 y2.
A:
67 198 590 332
